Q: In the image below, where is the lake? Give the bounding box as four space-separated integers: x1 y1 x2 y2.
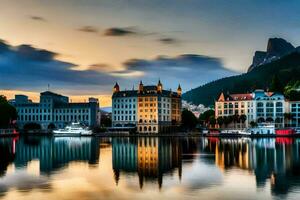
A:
0 136 300 200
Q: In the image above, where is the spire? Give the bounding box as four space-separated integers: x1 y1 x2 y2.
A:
157 79 163 93
177 84 182 96
113 82 120 93
138 80 144 93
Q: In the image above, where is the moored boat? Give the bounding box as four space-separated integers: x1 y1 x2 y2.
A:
276 128 296 136
53 122 93 137
248 123 275 135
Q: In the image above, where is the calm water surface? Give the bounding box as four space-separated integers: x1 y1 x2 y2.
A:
0 136 300 200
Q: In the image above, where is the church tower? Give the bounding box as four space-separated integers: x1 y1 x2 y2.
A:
177 84 182 96
157 79 163 93
138 80 144 93
113 82 120 93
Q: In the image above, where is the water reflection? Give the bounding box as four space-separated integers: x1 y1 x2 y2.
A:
0 136 300 199
0 138 16 177
112 138 182 188
203 138 300 196
0 137 100 176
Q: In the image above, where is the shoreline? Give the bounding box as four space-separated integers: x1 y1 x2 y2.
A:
1 131 300 138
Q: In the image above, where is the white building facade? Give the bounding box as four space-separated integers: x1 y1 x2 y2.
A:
112 89 138 127
287 101 300 127
215 90 286 128
11 91 100 130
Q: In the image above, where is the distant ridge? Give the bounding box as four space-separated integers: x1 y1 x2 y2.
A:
182 50 300 106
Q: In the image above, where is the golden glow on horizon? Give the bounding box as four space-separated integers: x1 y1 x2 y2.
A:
0 90 112 107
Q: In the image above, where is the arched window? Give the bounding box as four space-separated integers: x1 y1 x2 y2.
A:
266 117 274 122
257 102 264 107
139 127 142 132
148 126 152 132
144 126 147 131
266 102 274 107
153 126 156 132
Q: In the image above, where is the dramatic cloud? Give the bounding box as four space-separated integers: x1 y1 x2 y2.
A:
103 27 137 36
0 38 236 95
0 40 118 94
119 54 237 90
77 26 98 33
158 37 179 45
29 16 47 22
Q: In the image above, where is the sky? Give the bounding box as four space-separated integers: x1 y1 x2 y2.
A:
1 0 300 107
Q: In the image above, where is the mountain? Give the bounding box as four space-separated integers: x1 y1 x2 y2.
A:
248 38 296 72
182 51 300 106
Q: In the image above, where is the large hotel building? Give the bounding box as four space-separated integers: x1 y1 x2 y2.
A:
112 80 182 134
215 89 300 128
10 91 101 130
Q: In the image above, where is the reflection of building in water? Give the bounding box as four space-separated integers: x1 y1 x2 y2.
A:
207 137 300 196
112 137 182 189
14 137 100 173
112 137 137 183
214 139 251 170
0 138 17 177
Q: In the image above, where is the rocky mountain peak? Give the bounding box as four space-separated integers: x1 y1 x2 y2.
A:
266 38 295 57
248 38 296 72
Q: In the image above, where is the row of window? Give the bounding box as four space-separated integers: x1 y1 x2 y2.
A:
114 110 136 114
113 116 136 121
139 119 158 123
18 114 90 122
291 108 300 112
114 98 136 103
291 103 300 107
139 126 157 132
17 108 89 114
138 103 157 107
113 104 136 109
138 97 158 102
257 108 283 113
257 102 283 107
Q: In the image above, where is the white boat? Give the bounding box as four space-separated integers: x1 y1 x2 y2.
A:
220 129 251 136
248 123 275 135
53 122 93 136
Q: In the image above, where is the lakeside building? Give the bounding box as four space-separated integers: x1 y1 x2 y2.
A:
10 91 100 130
215 89 286 128
287 101 300 127
112 81 182 134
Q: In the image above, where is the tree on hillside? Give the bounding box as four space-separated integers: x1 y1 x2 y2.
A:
0 95 17 129
181 109 198 131
270 74 283 92
183 52 300 106
284 80 300 100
